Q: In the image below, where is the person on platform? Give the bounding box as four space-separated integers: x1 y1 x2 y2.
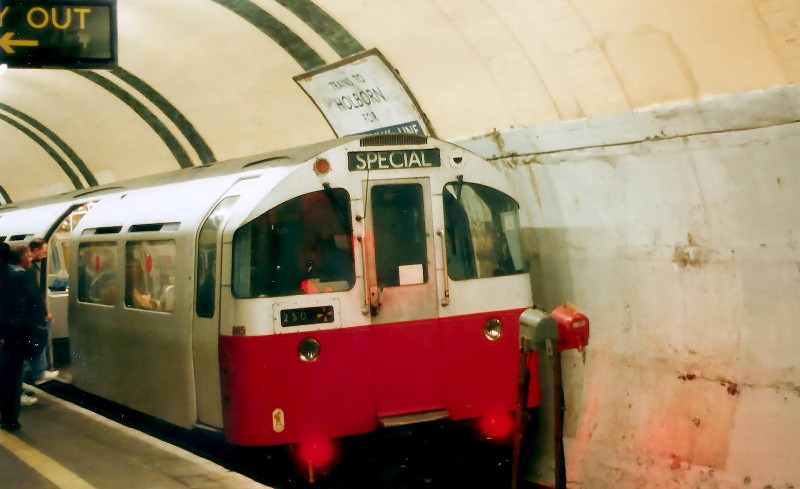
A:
25 238 58 387
0 246 41 432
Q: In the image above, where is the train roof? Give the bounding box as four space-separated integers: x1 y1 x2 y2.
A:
0 134 489 242
0 135 362 214
0 136 363 241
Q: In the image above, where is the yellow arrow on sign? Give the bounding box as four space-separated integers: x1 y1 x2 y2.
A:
0 31 39 54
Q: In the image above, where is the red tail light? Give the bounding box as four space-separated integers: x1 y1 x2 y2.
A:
478 411 514 442
297 437 338 469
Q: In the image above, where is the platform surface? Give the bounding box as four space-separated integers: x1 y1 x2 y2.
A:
0 384 272 489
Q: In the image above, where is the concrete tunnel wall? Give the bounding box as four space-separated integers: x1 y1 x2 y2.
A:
460 85 800 488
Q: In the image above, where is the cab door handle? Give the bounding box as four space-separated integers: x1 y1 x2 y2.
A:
357 235 370 315
437 229 450 306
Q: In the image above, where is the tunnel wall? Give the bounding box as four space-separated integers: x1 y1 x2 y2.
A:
459 84 800 488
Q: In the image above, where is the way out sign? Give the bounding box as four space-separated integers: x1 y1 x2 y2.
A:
0 0 116 68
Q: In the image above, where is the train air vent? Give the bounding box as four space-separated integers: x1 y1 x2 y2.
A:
8 234 30 241
82 226 122 236
242 156 289 169
359 134 428 147
129 222 180 233
73 186 124 198
186 163 214 170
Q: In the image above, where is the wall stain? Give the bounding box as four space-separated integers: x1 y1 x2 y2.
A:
526 164 544 210
672 232 704 268
718 378 740 396
488 128 520 159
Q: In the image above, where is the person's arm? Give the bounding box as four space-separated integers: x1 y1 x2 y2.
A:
133 288 160 310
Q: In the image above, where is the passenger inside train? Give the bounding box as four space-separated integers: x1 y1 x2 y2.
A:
124 242 176 312
77 243 117 305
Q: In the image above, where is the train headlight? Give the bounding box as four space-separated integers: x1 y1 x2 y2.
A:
299 338 321 362
484 318 503 341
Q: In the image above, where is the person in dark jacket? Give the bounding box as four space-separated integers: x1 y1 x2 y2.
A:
0 242 9 341
0 245 40 432
25 238 58 390
0 241 9 322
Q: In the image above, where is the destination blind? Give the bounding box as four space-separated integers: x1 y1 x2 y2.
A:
348 149 440 171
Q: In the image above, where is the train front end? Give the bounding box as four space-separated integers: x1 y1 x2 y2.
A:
217 135 537 462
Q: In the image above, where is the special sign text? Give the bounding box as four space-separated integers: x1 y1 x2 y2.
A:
348 149 440 171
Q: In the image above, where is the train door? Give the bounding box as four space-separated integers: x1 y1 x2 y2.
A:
362 178 445 418
46 203 92 367
193 196 240 428
45 232 69 366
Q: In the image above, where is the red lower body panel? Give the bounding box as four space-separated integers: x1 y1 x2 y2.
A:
219 308 539 446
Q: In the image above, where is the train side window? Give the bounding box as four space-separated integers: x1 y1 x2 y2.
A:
77 242 118 305
233 188 355 298
196 196 239 318
443 182 525 280
371 184 428 287
125 240 177 312
48 236 61 274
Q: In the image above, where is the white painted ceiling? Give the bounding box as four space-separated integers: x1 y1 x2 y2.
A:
0 0 796 203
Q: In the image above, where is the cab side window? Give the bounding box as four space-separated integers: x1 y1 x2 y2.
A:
233 189 355 298
196 196 239 318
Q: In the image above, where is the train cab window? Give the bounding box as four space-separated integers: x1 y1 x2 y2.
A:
196 196 239 318
233 189 355 298
443 182 525 280
371 184 428 287
77 242 118 305
125 241 177 312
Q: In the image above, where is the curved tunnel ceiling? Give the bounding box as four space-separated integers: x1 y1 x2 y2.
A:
0 0 796 203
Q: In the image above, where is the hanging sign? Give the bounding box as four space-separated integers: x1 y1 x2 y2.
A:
0 0 117 69
294 48 435 137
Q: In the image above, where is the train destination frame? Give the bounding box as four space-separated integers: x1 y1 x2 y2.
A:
0 0 117 69
294 48 436 138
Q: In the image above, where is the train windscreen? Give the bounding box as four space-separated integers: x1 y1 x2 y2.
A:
443 182 526 280
232 189 355 298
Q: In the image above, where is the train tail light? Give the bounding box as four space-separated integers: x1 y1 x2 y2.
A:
295 437 339 483
477 411 515 443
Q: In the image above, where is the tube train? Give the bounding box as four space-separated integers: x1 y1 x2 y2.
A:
0 134 587 467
